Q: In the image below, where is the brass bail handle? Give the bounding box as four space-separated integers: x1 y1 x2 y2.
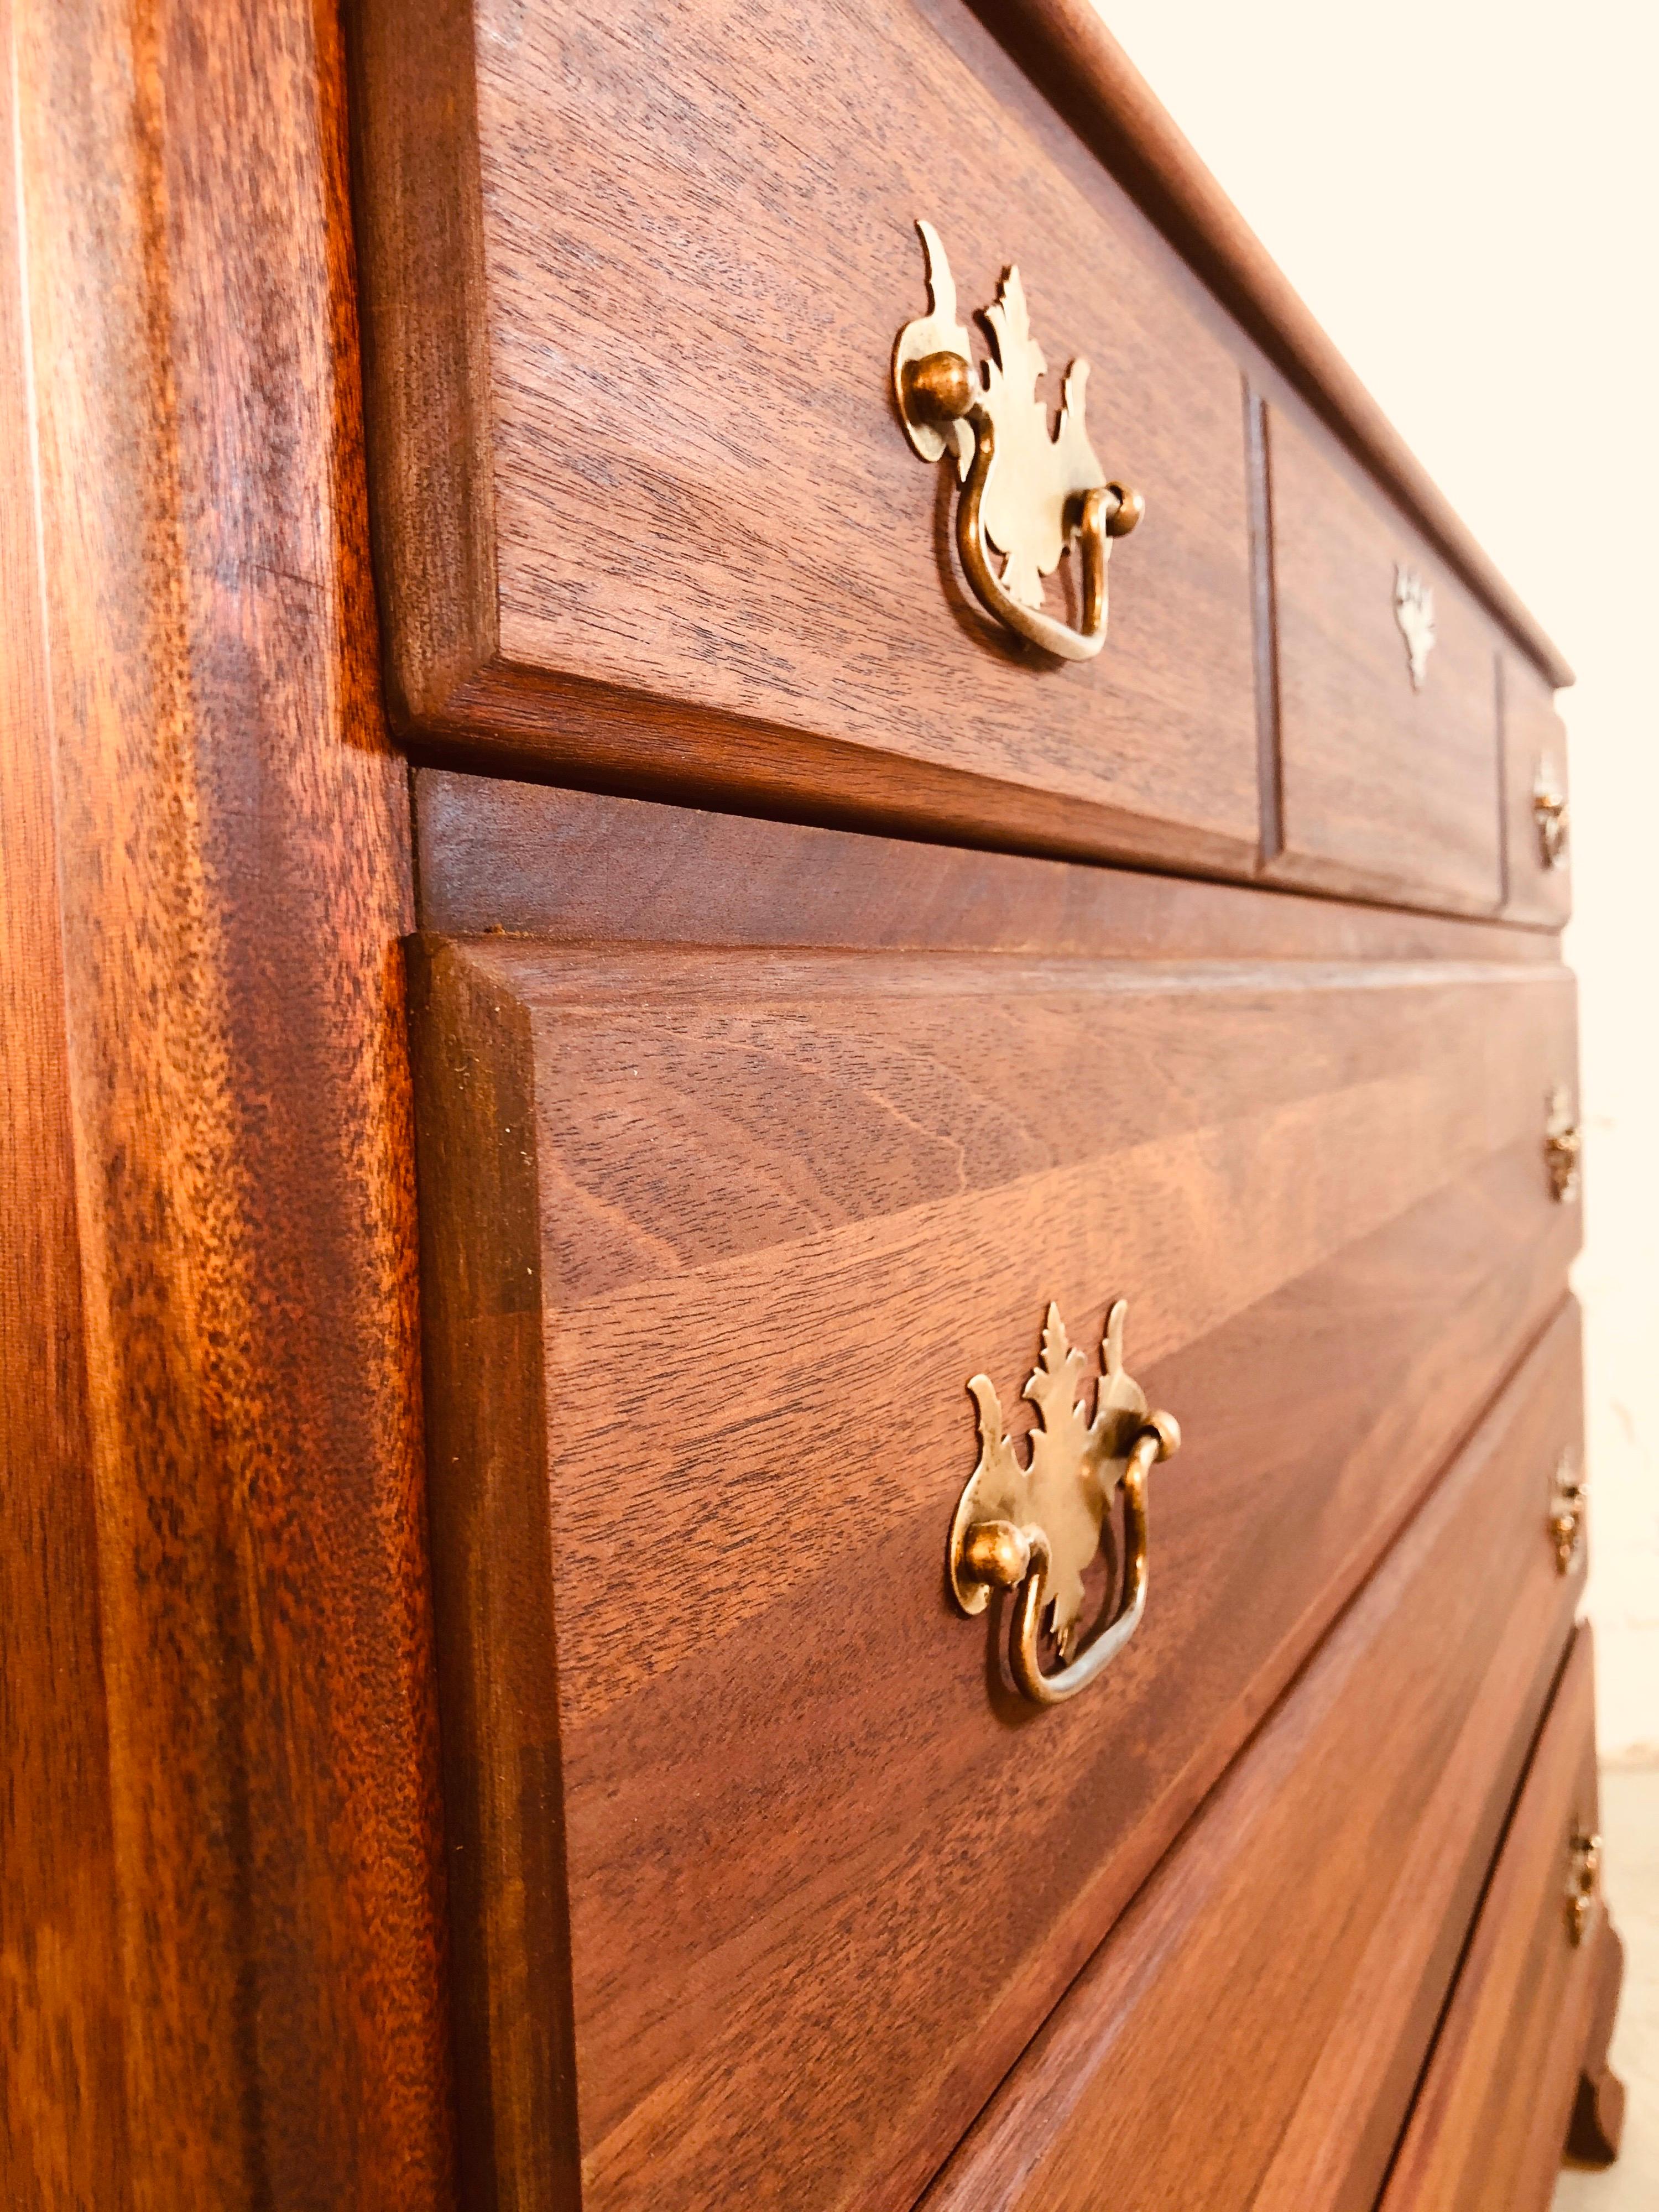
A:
1534 758 1569 869
894 222 1144 662
962 1414 1180 1704
1568 1827 1603 1946
948 1300 1178 1707
1550 1450 1588 1576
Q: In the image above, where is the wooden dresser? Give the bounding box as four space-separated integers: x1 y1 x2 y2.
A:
0 1 1624 2206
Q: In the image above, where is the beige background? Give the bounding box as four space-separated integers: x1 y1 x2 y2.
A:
1099 0 1659 1759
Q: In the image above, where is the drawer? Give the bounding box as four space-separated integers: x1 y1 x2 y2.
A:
351 0 1261 875
409 940 1579 2212
1264 401 1507 915
1502 651 1572 926
922 1300 1585 2212
1380 1624 1607 2210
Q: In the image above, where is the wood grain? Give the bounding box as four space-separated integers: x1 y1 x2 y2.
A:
410 952 578 2212
411 933 1579 2212
0 9 128 2197
1244 380 1284 859
414 770 1559 963
350 0 1265 878
1565 1918 1627 2164
1379 1626 1610 2211
962 0 1572 688
923 1300 1585 2212
1502 651 1573 927
5 0 453 2200
1263 401 1505 915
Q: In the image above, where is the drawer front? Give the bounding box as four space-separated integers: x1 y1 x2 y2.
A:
922 1301 1585 2212
409 941 1579 2212
1265 402 1506 914
1381 1624 1605 2211
1503 652 1572 926
352 0 1261 875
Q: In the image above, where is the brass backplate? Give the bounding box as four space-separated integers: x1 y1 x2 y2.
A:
1393 564 1436 690
895 222 1105 610
894 223 1140 660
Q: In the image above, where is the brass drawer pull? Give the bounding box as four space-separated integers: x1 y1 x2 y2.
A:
1534 759 1569 868
1545 1086 1582 1204
1568 1828 1602 1947
949 1301 1180 1705
1550 1451 1587 1575
1393 564 1436 690
894 222 1143 662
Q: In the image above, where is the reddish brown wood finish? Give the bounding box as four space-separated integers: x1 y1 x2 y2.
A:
1503 651 1573 927
1566 1919 1627 2164
351 0 1267 877
1379 1627 1613 2211
0 0 1603 2200
922 1301 1584 2212
411 931 1579 2212
0 14 127 2199
962 0 1571 688
1263 402 1505 915
1 1 453 2201
413 772 1559 964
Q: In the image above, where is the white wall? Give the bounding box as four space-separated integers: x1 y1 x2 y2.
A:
1094 0 1659 1754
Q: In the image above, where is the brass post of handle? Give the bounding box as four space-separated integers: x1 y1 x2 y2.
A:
948 1301 1179 1706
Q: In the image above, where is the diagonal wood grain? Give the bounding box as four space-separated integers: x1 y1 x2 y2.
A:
1380 1626 1606 2210
413 933 1581 2212
923 1302 1585 2212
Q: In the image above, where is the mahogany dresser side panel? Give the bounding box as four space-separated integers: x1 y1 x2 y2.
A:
0 6 128 2197
6 0 456 2201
